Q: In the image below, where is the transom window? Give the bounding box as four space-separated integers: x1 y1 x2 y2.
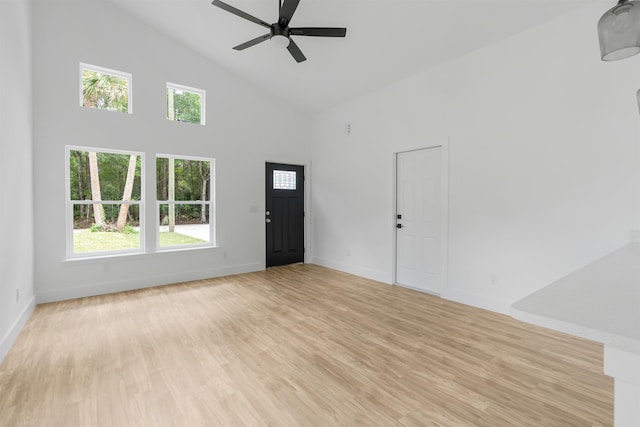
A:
166 83 205 125
66 147 144 257
156 155 215 249
80 63 132 114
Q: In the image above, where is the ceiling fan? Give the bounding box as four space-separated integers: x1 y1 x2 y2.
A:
211 0 347 63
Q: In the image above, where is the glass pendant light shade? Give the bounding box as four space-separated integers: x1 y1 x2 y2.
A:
598 0 640 61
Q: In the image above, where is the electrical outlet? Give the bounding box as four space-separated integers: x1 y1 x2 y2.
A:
490 274 498 286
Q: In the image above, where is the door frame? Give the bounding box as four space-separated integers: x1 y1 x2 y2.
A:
392 139 449 295
264 160 311 268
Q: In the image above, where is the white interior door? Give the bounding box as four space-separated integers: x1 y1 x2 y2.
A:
396 147 442 294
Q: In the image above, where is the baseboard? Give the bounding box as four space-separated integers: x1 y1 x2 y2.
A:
310 257 513 315
311 257 390 284
441 288 511 315
36 262 263 303
0 296 36 364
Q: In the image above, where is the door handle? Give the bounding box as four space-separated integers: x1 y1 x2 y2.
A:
396 224 403 229
266 218 271 223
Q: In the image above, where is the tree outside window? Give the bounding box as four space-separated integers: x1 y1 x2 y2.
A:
66 148 216 258
166 83 205 125
67 147 143 256
80 63 132 113
156 155 214 248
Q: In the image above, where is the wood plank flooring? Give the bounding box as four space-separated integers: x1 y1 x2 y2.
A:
0 264 612 426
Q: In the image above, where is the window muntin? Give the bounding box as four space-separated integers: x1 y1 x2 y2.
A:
156 155 214 249
66 147 144 258
80 63 132 114
166 83 205 125
273 170 297 190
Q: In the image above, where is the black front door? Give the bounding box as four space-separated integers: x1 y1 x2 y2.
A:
266 163 304 268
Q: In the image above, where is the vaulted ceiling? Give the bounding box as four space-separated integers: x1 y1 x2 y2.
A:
109 0 594 114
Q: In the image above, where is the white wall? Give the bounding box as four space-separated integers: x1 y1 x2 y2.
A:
0 0 35 362
310 3 640 313
32 0 310 302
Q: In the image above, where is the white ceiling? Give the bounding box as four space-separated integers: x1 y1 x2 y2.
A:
108 0 595 114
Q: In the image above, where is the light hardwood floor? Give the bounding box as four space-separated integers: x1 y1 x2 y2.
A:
0 264 612 426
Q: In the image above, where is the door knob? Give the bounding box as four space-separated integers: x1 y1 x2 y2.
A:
266 218 271 223
396 224 403 229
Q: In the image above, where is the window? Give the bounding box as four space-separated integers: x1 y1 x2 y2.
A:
273 170 297 190
156 155 214 249
66 147 144 257
166 83 205 125
80 63 132 114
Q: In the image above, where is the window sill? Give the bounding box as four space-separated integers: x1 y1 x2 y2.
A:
63 245 219 264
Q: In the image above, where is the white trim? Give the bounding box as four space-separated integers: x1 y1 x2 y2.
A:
155 153 214 163
36 263 261 304
79 62 133 114
311 257 389 284
154 201 206 205
71 200 141 205
441 141 450 296
61 245 219 264
393 139 450 296
604 346 640 427
305 161 312 264
0 297 35 364
166 82 206 125
443 288 511 316
65 146 145 259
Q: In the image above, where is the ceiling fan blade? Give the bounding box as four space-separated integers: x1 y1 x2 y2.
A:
211 0 271 29
289 27 347 37
278 0 300 26
287 39 306 63
233 33 271 50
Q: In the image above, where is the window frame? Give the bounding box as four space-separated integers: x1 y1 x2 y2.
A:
65 146 145 259
166 82 206 125
155 153 216 251
79 62 133 114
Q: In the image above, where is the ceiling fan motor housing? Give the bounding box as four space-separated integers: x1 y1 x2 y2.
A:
270 24 291 47
271 24 290 39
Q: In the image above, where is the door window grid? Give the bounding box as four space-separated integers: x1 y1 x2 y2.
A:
273 170 296 190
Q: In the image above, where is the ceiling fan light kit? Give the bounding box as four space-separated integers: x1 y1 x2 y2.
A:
271 34 290 49
211 0 346 63
598 0 640 61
